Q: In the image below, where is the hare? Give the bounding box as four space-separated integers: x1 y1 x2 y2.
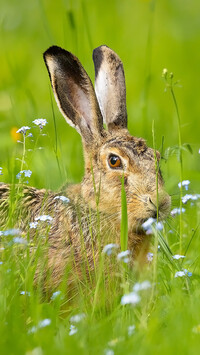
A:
0 45 171 289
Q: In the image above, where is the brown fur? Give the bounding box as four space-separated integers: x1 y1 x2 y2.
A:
0 45 171 289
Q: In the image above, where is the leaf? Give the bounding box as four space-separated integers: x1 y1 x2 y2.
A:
120 175 128 251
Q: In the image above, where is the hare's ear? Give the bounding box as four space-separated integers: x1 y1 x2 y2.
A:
43 46 104 144
93 45 127 131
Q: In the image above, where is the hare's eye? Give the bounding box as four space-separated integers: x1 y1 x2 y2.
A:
108 155 122 169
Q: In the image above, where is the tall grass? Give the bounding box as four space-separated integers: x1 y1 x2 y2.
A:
0 0 200 354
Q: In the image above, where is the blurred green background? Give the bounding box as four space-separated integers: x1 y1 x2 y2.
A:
0 0 200 193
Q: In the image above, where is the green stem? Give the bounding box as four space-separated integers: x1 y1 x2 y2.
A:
150 120 159 303
17 134 26 195
120 175 128 252
170 86 183 253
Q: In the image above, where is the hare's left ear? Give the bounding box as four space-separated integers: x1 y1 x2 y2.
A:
93 45 127 131
43 46 104 145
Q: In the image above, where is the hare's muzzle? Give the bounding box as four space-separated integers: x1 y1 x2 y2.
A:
147 192 171 219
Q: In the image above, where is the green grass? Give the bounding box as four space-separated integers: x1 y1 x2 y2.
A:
0 0 200 354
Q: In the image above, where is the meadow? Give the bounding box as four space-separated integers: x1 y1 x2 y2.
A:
0 0 200 354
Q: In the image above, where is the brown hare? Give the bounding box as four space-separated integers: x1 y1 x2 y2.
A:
0 45 171 288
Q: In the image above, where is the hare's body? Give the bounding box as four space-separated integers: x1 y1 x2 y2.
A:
0 45 171 288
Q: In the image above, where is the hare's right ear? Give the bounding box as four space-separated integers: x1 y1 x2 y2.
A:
43 46 104 144
93 45 127 131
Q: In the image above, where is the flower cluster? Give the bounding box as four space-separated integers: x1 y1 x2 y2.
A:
175 269 192 278
0 229 27 246
68 313 86 336
54 195 70 203
12 237 27 245
171 207 186 216
182 193 200 204
178 180 190 190
16 126 31 135
147 252 154 262
29 215 53 229
102 243 119 256
20 291 31 296
28 319 51 334
142 217 164 234
16 170 32 179
35 215 53 222
0 228 21 236
121 280 151 306
117 250 131 263
0 167 3 175
32 118 48 129
70 313 85 323
172 254 185 260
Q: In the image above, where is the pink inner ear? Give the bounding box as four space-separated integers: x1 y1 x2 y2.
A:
74 85 92 128
64 76 93 130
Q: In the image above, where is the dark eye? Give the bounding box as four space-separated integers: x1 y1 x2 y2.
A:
108 155 122 169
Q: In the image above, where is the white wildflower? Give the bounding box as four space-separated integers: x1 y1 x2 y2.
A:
16 126 31 135
16 170 32 179
142 218 163 234
69 324 78 336
32 118 48 129
172 255 185 260
104 350 114 355
70 313 85 323
175 271 186 278
0 167 3 175
175 269 192 278
54 195 70 203
29 319 51 333
21 170 32 177
2 229 21 236
178 180 190 190
147 252 153 262
171 207 186 216
35 215 53 223
142 217 156 231
51 291 62 300
12 237 27 245
121 292 141 305
117 250 131 263
133 280 151 292
155 222 164 230
182 194 200 204
102 243 119 256
20 291 30 296
29 222 38 229
128 325 135 336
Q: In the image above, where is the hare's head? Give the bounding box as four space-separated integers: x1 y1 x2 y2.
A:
44 45 171 232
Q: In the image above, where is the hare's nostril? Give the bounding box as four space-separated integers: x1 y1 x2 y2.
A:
152 210 158 219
